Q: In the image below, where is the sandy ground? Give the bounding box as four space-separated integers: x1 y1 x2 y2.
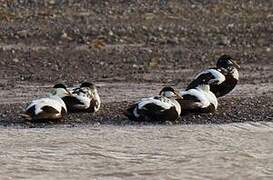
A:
0 1 272 127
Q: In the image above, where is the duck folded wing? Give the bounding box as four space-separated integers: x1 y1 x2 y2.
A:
137 98 174 118
62 96 85 107
187 69 225 90
35 106 63 120
177 97 203 109
138 97 173 111
139 102 166 113
197 69 225 83
180 90 210 108
41 106 60 114
71 95 91 109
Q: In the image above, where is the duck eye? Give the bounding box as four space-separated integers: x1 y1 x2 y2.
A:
50 90 57 95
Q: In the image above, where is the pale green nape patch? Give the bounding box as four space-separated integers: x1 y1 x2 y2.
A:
49 89 57 96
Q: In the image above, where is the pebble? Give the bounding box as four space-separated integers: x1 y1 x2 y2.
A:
13 58 19 63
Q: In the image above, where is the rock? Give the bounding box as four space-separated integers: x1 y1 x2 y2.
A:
12 58 19 63
221 36 230 46
108 30 114 36
16 30 28 38
132 64 138 68
48 0 56 5
61 31 68 39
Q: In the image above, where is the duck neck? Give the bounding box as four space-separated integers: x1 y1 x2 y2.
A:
230 68 239 80
196 84 210 92
48 94 63 101
220 67 239 80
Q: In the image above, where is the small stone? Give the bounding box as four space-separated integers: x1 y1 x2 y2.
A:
1 113 7 118
109 30 114 36
221 36 230 45
144 13 155 20
48 0 56 5
227 23 234 28
13 58 19 63
61 31 68 39
146 49 153 53
142 26 148 30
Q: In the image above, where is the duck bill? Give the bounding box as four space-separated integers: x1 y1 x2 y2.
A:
232 60 240 69
65 89 73 96
174 91 183 99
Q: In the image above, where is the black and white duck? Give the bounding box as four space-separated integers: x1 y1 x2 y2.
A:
62 82 101 113
186 55 240 97
178 73 223 114
124 86 182 122
21 84 71 121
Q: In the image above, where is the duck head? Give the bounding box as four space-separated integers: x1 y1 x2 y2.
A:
49 83 72 98
80 82 98 95
159 86 183 99
216 55 240 72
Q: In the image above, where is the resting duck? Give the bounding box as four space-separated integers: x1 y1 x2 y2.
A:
178 73 224 114
124 86 182 122
186 55 240 97
62 82 101 113
21 84 71 121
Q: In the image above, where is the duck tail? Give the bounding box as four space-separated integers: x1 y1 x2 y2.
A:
123 104 137 121
123 108 133 118
19 113 32 121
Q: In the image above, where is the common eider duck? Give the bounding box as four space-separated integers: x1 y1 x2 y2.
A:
21 84 71 121
178 73 222 114
186 55 240 97
124 86 182 122
62 82 101 113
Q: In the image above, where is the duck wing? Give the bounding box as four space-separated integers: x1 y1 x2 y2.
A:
186 68 225 90
137 97 175 121
180 89 210 109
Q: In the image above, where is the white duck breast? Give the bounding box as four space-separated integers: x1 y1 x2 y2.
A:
231 68 239 80
209 68 239 98
196 85 218 108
